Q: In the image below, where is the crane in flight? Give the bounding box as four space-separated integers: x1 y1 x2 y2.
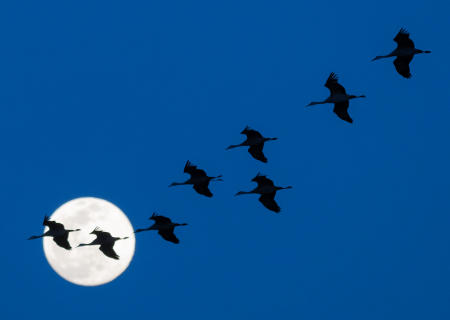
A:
235 173 292 213
169 160 222 197
135 213 188 244
226 126 277 163
306 73 365 123
77 227 129 260
372 28 431 78
28 216 80 250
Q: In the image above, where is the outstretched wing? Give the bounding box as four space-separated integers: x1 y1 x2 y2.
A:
92 228 114 242
53 234 71 250
99 243 120 260
393 55 413 78
394 28 415 49
333 101 353 123
150 214 172 224
259 192 280 213
184 160 207 178
248 144 267 163
325 72 346 95
158 228 179 244
242 127 263 140
252 174 274 188
43 216 65 231
193 182 213 197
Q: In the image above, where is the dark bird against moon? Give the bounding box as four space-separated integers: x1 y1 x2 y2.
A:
77 227 129 260
28 216 80 250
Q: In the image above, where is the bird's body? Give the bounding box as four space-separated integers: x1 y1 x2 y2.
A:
77 227 128 260
226 127 277 163
306 73 365 123
169 160 222 197
135 213 187 244
372 28 431 78
28 216 80 250
235 174 292 213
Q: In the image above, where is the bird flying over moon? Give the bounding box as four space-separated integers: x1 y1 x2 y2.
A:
28 216 80 250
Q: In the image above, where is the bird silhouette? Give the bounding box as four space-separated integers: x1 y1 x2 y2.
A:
28 216 80 250
135 213 188 244
77 227 129 260
226 126 277 163
169 160 222 197
372 28 431 78
306 73 366 123
235 173 292 213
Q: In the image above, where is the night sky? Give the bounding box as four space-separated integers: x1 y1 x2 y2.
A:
1 1 450 319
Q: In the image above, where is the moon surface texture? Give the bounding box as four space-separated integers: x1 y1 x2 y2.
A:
43 197 135 286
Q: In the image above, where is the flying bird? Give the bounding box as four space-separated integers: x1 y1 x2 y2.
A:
77 227 129 260
169 160 222 197
28 216 80 250
372 28 431 78
135 213 188 244
235 173 292 213
226 126 277 163
306 73 366 123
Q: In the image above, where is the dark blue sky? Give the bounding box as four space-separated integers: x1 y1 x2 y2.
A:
1 1 449 319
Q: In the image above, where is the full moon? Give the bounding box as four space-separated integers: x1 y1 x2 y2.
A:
43 197 135 286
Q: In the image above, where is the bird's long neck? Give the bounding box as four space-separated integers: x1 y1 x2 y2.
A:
28 234 45 240
135 226 152 233
416 49 431 54
78 239 98 247
68 229 81 233
226 143 244 150
264 137 278 142
372 53 393 61
169 181 188 187
307 100 327 106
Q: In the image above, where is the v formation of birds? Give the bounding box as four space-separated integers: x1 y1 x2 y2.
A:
28 29 430 260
